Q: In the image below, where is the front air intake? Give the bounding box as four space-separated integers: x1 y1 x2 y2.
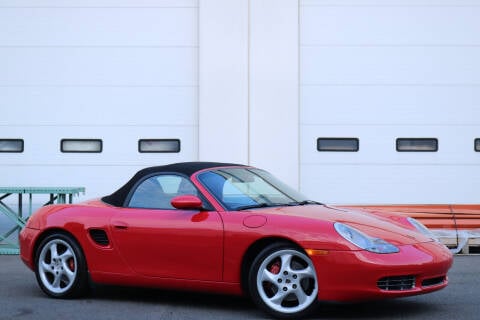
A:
89 229 110 246
422 276 446 287
377 275 416 291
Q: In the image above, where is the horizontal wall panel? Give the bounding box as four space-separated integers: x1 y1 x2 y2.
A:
301 0 480 6
301 6 480 45
301 124 480 165
301 163 480 204
0 0 197 7
0 8 197 46
0 126 196 166
0 87 197 126
302 47 480 85
1 47 197 86
301 86 480 125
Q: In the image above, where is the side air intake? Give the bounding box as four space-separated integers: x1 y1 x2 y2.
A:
89 229 110 246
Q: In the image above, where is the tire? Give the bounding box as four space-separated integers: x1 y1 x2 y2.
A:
34 233 89 298
248 243 319 319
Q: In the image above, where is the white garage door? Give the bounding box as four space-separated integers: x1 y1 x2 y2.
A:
0 0 198 199
300 0 480 204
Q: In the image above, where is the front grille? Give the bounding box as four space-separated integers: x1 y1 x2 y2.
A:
89 229 110 246
422 276 446 287
377 276 416 291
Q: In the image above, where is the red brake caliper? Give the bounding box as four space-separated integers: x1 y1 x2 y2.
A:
68 259 75 272
264 260 281 296
270 261 281 275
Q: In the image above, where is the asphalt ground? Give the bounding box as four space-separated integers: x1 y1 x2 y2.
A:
0 255 479 320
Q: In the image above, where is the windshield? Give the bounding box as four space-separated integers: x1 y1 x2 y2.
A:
197 167 310 210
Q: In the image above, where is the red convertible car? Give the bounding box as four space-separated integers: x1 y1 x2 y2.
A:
19 162 453 319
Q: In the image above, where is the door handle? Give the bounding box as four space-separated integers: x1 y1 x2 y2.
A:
112 221 128 230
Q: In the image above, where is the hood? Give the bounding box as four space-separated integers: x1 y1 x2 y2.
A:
24 204 71 229
24 199 111 230
249 204 431 245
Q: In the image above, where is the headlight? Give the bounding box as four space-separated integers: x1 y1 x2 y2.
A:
334 222 399 254
406 217 438 241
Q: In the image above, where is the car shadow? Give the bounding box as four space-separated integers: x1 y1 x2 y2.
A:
90 284 257 314
312 299 438 319
90 284 437 319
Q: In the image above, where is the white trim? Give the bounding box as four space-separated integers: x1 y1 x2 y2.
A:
249 0 300 188
198 0 249 164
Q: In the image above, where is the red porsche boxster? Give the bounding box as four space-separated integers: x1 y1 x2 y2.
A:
19 162 453 319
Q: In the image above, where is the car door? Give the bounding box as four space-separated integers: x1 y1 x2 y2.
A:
109 174 223 281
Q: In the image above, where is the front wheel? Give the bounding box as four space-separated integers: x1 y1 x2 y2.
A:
34 233 88 298
248 243 319 319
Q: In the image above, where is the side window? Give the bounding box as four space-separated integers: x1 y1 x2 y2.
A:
128 175 198 209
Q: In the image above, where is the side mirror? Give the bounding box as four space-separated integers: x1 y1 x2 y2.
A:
171 195 203 210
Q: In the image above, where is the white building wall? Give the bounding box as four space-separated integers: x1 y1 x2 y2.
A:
0 0 479 205
0 0 199 198
198 0 249 164
249 0 300 188
299 0 480 204
199 0 300 187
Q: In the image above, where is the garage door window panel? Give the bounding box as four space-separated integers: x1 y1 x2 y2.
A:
396 138 438 152
0 139 24 153
138 139 181 153
61 139 102 153
317 138 359 152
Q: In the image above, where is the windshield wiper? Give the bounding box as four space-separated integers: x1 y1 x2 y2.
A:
288 200 324 206
236 200 323 210
236 203 278 211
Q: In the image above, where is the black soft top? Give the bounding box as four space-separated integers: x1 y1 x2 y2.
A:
102 161 243 207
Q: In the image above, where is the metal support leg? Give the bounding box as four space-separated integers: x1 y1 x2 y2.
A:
58 194 66 204
29 193 32 217
18 194 22 218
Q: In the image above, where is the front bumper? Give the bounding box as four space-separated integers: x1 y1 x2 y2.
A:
310 241 453 302
19 226 40 271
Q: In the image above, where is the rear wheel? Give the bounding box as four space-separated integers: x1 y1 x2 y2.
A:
35 233 88 298
248 243 319 319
